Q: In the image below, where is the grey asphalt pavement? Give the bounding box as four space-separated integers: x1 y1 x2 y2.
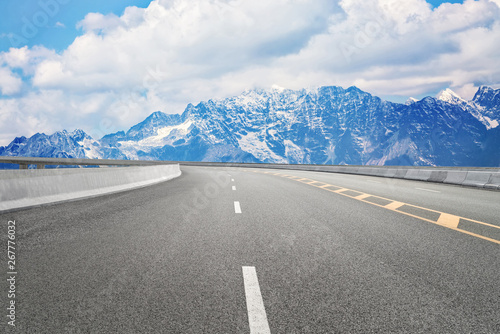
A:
1 166 499 333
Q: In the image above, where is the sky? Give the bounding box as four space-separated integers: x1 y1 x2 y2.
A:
1 0 499 145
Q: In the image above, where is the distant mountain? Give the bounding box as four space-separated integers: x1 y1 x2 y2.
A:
125 111 183 141
0 129 126 163
472 86 500 126
0 129 93 159
2 85 500 167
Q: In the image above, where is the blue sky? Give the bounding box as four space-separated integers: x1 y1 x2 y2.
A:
428 0 464 6
0 1 465 52
0 0 152 51
0 0 499 145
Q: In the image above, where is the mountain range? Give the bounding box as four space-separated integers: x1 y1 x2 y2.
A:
1 85 499 167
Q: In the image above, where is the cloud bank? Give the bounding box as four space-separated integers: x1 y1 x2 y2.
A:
1 0 499 145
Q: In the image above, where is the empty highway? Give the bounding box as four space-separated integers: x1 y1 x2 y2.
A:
1 166 499 333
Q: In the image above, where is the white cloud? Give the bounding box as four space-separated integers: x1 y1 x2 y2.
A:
76 12 124 33
1 0 500 145
1 46 56 75
273 0 500 98
0 66 22 95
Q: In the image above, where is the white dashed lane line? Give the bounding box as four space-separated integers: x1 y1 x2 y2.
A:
415 187 441 193
232 186 236 191
234 201 242 214
242 266 271 334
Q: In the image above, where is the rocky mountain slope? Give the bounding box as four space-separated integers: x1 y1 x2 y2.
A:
2 85 499 167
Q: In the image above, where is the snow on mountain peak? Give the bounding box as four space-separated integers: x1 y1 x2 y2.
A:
436 88 464 103
405 97 418 105
271 84 286 93
3 85 500 167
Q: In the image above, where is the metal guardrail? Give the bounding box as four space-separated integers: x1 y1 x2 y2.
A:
176 161 500 171
0 156 176 169
1 156 499 189
1 156 499 171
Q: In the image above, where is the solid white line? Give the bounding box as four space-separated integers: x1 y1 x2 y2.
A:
242 266 271 334
415 187 441 193
232 186 236 191
234 201 242 213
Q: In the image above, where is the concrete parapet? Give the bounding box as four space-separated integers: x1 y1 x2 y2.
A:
462 171 495 188
0 165 181 212
484 173 500 190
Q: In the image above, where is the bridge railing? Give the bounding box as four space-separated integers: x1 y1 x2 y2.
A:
1 157 499 190
0 156 176 169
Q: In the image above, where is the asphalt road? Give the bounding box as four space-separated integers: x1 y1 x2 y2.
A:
1 166 499 333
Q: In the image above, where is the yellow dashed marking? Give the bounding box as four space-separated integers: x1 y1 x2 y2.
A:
437 213 460 229
355 194 371 200
299 179 314 183
385 201 405 211
253 169 500 245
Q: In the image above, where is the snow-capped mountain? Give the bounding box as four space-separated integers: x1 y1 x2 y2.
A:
405 97 418 105
0 129 96 159
436 88 465 104
471 86 500 129
2 85 500 167
433 87 500 130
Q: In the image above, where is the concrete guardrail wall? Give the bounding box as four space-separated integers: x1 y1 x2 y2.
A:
0 156 498 213
0 164 181 212
177 162 500 191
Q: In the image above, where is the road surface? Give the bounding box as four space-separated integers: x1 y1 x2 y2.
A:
1 166 499 333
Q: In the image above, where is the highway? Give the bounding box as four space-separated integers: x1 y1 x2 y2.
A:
1 166 499 333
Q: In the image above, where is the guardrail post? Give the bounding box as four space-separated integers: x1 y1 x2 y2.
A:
19 164 28 170
37 164 45 169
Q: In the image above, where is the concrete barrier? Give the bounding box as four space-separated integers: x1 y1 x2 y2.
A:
462 171 495 188
428 171 448 183
393 169 409 179
443 171 468 185
178 162 500 190
382 169 398 178
0 165 181 212
404 169 422 180
484 173 500 190
404 169 434 181
357 168 379 176
192 162 500 190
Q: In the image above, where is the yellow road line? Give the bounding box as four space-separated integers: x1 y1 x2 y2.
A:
385 201 405 210
437 213 460 229
355 194 372 200
257 170 500 245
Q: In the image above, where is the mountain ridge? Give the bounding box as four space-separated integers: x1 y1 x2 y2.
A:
1 85 499 167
